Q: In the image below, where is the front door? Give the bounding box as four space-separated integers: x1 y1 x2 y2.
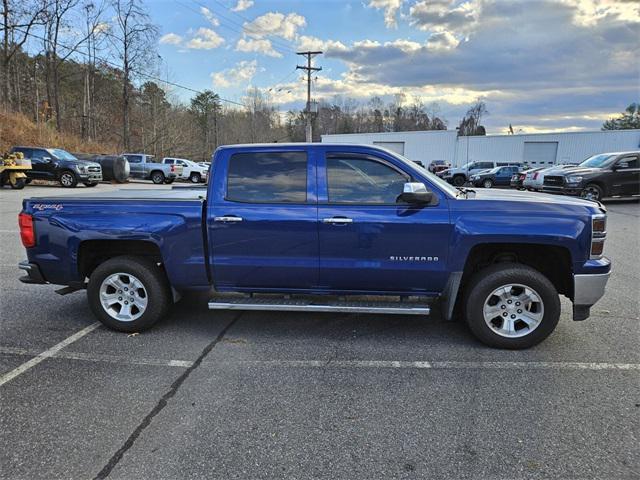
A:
209 148 318 291
317 152 450 295
124 155 144 178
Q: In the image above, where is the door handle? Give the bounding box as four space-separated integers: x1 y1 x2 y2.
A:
214 216 243 223
323 217 353 225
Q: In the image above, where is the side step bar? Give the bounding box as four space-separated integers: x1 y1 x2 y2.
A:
208 296 430 315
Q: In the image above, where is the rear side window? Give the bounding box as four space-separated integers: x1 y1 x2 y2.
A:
126 155 142 163
227 151 307 203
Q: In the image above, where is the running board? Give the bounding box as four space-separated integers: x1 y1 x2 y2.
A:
208 297 430 315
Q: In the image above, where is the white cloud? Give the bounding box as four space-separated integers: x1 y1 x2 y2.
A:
159 33 183 45
185 27 224 50
236 38 283 57
212 60 259 88
563 0 640 26
409 0 480 36
232 0 254 12
296 35 348 54
200 6 220 27
243 12 306 40
426 31 460 50
366 0 404 28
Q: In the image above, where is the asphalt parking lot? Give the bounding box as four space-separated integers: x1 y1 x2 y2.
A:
1 182 639 480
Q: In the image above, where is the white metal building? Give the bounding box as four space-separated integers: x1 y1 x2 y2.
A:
321 129 640 168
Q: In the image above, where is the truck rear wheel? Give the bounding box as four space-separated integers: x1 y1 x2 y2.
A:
151 171 165 184
463 263 560 349
453 175 466 186
87 256 172 332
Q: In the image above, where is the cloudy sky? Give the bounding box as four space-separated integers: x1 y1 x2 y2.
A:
153 0 639 133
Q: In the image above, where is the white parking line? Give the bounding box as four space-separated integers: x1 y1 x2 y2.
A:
2 346 638 373
0 322 100 387
226 359 640 371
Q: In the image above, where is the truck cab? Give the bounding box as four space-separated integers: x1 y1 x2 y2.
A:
18 144 611 349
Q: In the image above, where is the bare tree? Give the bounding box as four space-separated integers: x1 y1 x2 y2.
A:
1 0 47 109
109 0 157 150
457 100 488 136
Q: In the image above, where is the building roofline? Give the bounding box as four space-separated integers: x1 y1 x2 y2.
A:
322 129 640 139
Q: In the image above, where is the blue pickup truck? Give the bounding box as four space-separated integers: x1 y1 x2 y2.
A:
17 144 611 349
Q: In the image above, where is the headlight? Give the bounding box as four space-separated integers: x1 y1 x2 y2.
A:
566 176 583 184
76 164 88 173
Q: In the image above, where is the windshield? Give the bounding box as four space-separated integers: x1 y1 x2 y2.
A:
389 151 460 198
50 148 77 161
580 154 616 168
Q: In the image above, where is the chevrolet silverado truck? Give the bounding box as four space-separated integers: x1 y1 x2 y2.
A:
17 144 611 349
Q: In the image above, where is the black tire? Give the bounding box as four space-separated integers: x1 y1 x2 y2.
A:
59 170 78 188
483 178 494 188
83 182 98 187
463 263 560 349
164 178 175 184
87 256 172 333
10 177 26 189
189 172 201 183
580 183 604 201
150 171 165 184
453 175 466 186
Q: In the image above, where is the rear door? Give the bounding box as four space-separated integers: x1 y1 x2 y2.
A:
209 148 319 290
317 150 450 294
610 155 640 196
125 155 144 178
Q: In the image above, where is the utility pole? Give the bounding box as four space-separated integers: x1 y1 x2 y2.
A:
296 51 322 142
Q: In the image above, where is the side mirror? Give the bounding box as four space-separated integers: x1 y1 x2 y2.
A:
42 156 52 163
398 182 433 205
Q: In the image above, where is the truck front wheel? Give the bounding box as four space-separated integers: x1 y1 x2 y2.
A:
87 256 172 332
463 263 560 349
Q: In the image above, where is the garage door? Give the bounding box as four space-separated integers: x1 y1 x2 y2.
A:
523 142 558 166
373 141 405 155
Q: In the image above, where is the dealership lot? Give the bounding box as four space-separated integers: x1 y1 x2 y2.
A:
1 183 639 479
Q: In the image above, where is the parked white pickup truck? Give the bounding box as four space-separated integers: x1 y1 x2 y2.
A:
162 157 208 183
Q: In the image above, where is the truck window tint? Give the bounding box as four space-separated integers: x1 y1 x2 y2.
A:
227 152 307 203
617 156 638 169
327 157 407 204
126 155 142 163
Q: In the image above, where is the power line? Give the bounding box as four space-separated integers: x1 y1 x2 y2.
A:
14 25 246 107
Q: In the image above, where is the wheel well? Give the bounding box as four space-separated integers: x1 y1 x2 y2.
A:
58 169 75 178
78 240 163 279
460 243 573 298
150 170 164 177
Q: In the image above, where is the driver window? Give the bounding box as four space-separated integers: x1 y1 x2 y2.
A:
326 156 408 204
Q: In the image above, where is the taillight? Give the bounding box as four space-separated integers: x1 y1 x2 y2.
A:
170 165 175 172
19 212 36 248
533 172 539 180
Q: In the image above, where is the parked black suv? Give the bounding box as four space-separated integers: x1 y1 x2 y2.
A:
542 151 639 201
10 146 102 188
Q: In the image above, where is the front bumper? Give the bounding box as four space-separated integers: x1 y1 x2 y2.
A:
18 260 47 284
572 258 611 320
78 173 103 182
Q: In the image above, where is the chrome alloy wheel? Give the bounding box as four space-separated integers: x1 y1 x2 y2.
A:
60 172 75 186
482 284 544 338
99 273 148 322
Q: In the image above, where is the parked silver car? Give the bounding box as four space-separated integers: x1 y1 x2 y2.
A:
522 164 577 191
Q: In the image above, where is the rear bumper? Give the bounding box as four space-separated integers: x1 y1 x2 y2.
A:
18 260 47 284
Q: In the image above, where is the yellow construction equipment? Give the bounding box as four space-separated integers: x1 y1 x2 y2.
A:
0 152 32 190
